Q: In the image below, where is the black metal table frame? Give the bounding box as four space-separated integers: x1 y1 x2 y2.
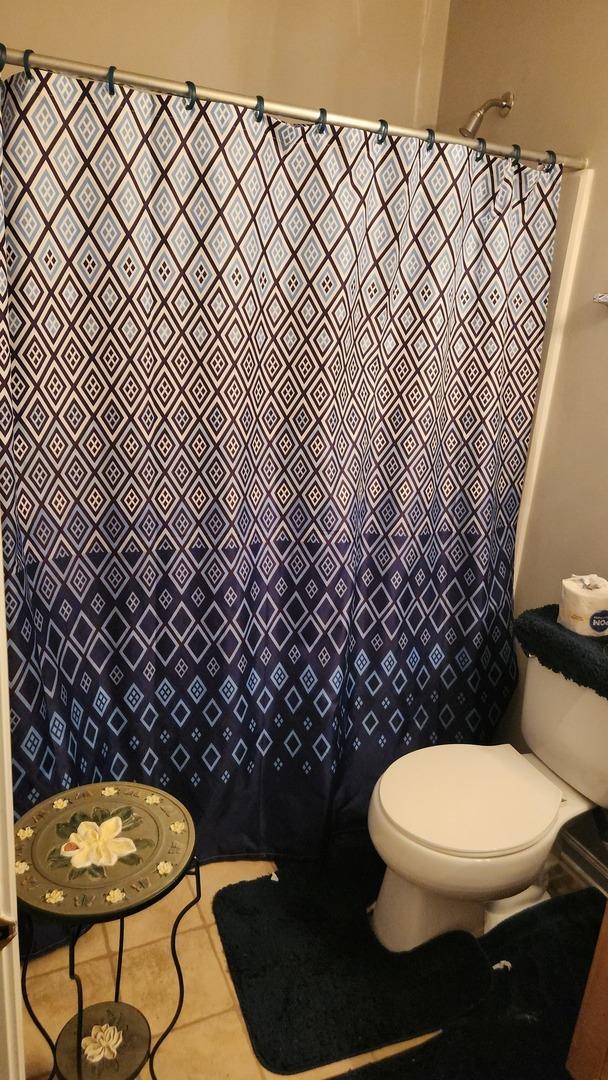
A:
20 856 201 1080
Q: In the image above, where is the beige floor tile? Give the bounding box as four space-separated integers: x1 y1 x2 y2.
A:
22 955 115 1079
201 859 275 924
104 876 204 952
371 1031 439 1060
207 920 242 1011
208 921 229 974
141 1009 263 1080
117 926 233 1035
24 921 108 976
259 1052 375 1080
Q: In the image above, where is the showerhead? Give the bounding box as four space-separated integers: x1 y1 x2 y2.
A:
459 91 515 139
459 108 485 139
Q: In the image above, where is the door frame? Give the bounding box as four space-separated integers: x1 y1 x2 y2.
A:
0 542 25 1080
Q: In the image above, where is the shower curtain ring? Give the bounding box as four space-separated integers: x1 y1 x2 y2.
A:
106 65 116 96
0 44 6 74
475 137 486 162
316 107 327 135
543 149 557 173
426 128 436 152
511 143 521 165
377 119 388 145
254 95 265 122
23 49 34 81
185 80 196 111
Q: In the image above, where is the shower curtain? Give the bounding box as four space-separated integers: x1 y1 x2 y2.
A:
0 70 561 859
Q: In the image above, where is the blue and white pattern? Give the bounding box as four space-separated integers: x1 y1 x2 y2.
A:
0 70 561 857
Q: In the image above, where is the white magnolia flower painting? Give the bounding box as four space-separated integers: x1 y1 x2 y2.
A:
47 804 152 880
60 818 136 869
82 1023 123 1063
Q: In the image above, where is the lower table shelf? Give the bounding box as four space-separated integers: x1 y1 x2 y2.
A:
55 1002 150 1080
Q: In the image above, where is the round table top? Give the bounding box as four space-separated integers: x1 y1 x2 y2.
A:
14 781 195 921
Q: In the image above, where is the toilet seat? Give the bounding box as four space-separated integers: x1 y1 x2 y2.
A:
377 743 562 858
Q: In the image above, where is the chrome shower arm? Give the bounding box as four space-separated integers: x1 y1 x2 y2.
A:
459 91 515 139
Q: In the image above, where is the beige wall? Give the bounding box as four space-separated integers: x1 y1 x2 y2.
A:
1 0 450 127
439 0 606 740
439 0 606 610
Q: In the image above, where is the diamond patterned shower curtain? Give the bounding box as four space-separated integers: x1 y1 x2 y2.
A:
0 70 561 858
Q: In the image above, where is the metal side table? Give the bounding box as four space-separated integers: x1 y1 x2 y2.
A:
14 781 200 1080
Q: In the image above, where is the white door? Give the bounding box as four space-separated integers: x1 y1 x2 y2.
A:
0 545 25 1080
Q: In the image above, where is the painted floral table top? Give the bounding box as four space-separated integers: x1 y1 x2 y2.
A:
14 782 195 919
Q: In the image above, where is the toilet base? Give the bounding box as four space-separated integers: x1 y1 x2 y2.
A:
372 868 485 952
484 880 550 932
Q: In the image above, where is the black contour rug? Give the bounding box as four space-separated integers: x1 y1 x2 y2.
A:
213 840 492 1073
338 886 605 1080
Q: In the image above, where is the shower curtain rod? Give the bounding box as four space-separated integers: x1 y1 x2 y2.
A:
1 45 588 172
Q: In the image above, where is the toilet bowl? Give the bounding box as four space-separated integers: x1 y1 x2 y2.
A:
368 742 591 951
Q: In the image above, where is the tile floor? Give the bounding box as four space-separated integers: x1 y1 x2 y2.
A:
22 859 435 1080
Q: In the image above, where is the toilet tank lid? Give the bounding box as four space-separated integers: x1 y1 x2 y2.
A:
377 744 563 858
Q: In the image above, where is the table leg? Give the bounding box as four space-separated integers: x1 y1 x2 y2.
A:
20 911 57 1080
148 857 202 1079
68 925 86 1080
114 916 125 1002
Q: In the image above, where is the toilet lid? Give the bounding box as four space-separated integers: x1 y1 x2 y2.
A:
377 744 562 858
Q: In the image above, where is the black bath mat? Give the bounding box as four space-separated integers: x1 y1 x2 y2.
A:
213 841 491 1073
336 887 606 1080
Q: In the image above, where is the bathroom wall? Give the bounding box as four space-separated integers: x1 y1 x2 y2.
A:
438 0 606 740
439 0 606 610
0 0 451 127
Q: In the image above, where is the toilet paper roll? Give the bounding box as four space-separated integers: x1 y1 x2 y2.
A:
558 573 608 636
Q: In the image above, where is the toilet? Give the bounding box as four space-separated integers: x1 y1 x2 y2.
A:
368 656 608 951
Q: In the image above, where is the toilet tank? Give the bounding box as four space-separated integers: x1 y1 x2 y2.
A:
521 656 608 807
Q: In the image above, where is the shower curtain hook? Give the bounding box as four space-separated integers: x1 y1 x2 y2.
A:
185 80 196 111
254 95 265 122
106 65 116 96
0 44 6 74
22 49 34 81
377 119 388 145
316 107 327 135
426 128 436 152
475 137 486 162
511 143 521 166
543 149 557 173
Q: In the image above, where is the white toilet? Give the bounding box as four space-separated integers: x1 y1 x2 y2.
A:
368 656 608 951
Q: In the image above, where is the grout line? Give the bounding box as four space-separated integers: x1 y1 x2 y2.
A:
149 1004 251 1049
147 1006 265 1080
229 1009 266 1080
108 945 117 980
202 928 264 1078
101 922 113 956
104 912 207 956
228 984 267 1077
114 923 237 1030
116 921 210 954
208 934 239 1006
198 922 238 1008
25 946 112 981
150 1003 237 1038
25 925 112 978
